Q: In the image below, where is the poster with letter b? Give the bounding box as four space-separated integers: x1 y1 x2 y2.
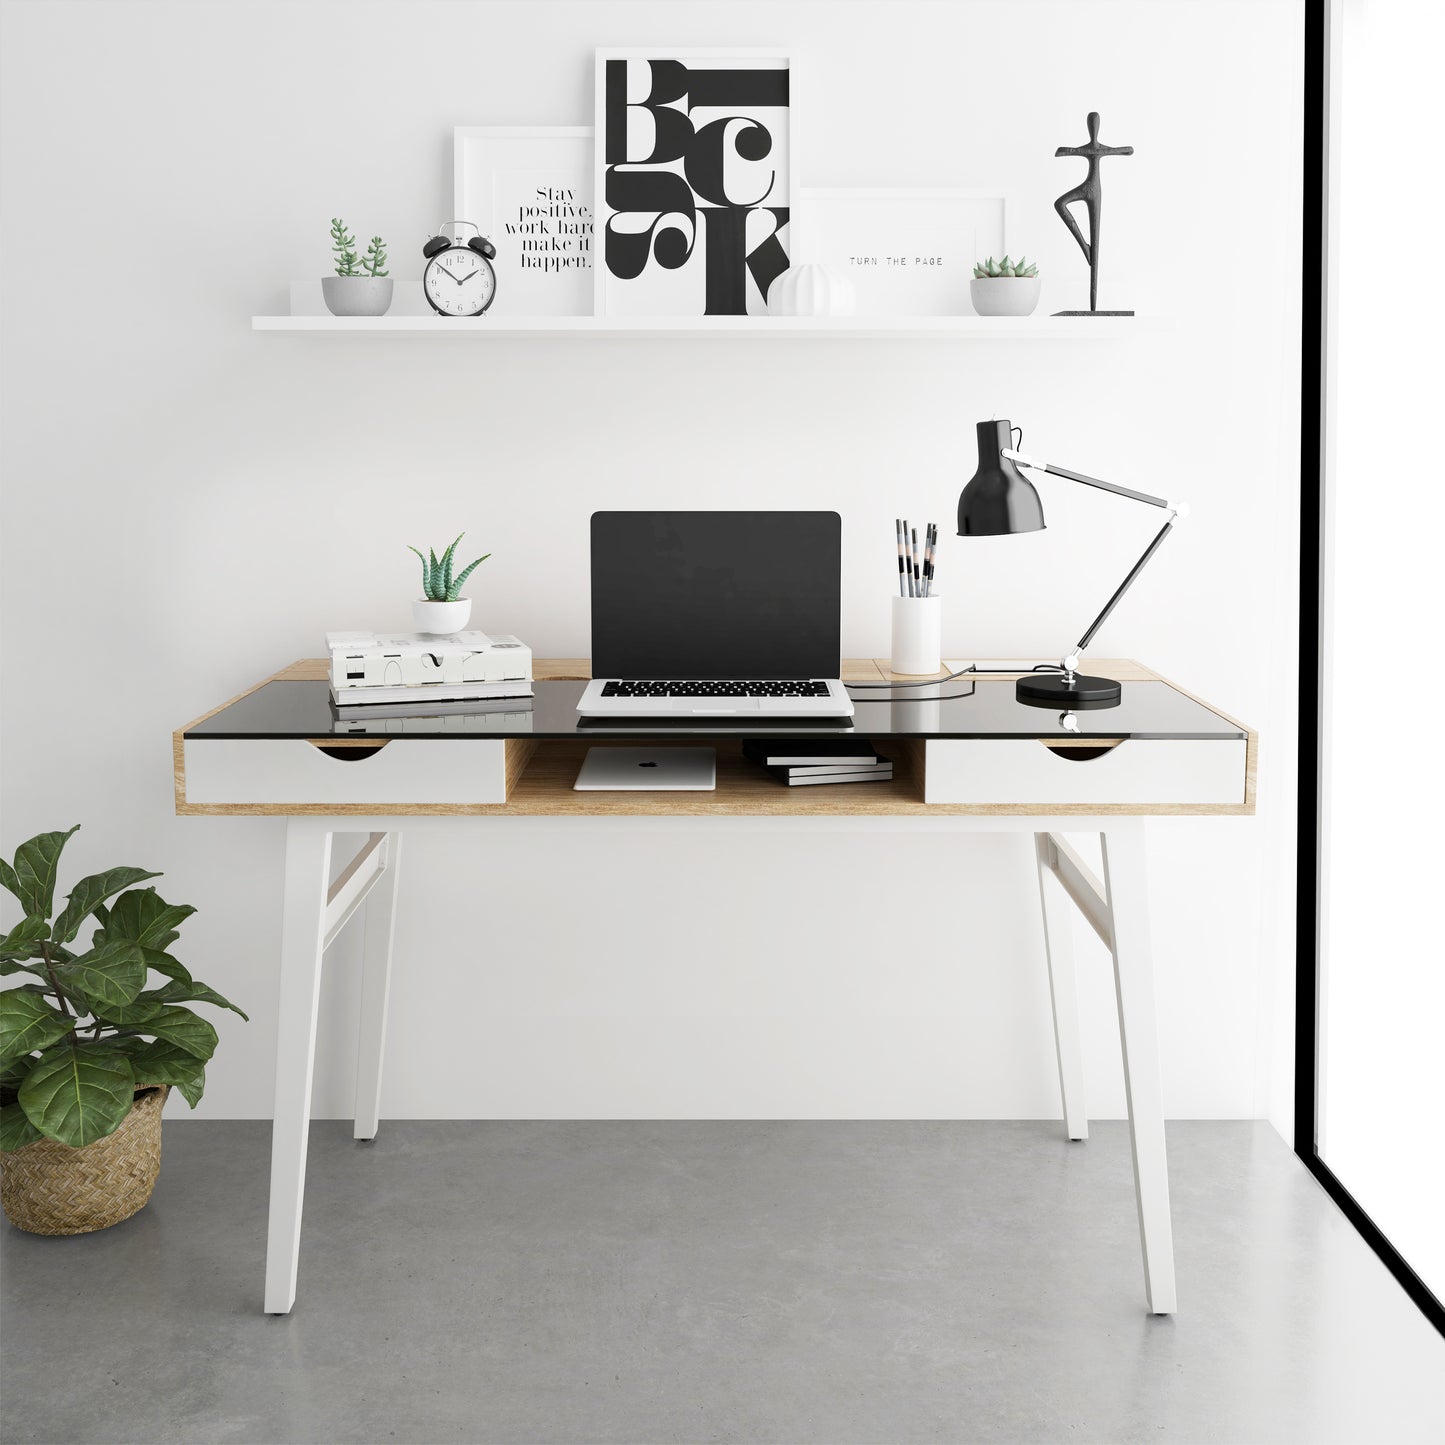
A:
594 49 794 316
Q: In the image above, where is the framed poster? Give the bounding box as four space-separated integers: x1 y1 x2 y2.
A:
594 49 793 316
454 126 594 316
795 189 1006 315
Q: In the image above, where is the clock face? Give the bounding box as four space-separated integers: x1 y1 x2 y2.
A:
424 247 496 316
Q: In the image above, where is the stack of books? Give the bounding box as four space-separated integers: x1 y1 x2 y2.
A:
742 738 894 787
325 630 534 719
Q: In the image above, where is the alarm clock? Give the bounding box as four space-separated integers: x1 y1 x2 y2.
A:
422 222 497 317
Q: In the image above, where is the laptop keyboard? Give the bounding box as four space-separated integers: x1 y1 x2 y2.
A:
600 680 833 698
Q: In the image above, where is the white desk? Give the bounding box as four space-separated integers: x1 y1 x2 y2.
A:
176 658 1256 1316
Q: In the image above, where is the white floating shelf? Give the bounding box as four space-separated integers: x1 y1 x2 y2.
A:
251 314 1148 340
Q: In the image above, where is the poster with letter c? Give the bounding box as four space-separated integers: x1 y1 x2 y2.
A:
594 49 794 316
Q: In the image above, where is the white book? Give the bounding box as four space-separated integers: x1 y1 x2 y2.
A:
331 680 534 708
327 631 532 690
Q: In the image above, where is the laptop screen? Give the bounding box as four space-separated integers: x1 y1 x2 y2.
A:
591 511 842 679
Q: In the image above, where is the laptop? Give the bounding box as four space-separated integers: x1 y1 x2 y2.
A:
577 511 855 718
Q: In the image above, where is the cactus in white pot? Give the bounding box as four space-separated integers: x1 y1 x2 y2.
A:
408 534 491 634
969 255 1042 317
322 218 393 317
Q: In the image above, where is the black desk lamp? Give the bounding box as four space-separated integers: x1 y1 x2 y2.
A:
957 418 1187 708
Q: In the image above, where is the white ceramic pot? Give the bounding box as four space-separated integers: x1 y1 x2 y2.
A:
322 277 394 317
411 597 472 634
969 276 1041 317
767 264 857 317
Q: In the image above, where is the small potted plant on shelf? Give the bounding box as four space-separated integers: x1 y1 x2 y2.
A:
322 217 392 316
0 826 247 1235
970 255 1042 317
408 533 491 634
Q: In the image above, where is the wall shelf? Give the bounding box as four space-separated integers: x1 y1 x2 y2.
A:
250 314 1147 340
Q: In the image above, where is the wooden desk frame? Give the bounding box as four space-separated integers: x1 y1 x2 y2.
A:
176 660 1256 1317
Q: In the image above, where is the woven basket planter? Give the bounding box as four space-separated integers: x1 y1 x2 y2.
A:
1 1085 169 1235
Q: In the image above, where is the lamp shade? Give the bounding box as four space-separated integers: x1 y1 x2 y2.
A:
957 419 1045 536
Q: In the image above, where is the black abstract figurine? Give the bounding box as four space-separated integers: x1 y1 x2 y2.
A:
1053 111 1134 316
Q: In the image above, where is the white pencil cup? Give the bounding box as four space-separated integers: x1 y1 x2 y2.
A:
891 594 943 676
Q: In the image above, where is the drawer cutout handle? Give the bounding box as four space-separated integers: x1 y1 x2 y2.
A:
307 740 390 762
1040 739 1124 763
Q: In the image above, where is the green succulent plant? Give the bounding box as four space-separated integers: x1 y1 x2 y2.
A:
408 534 491 602
361 235 388 278
330 217 361 277
0 826 247 1152
973 255 1040 279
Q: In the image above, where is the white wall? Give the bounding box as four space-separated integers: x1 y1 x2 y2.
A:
0 0 1303 1120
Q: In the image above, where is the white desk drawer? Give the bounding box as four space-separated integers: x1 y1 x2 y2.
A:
183 740 507 806
923 739 1247 807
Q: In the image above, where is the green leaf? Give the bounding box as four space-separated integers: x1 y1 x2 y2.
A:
7 826 80 918
140 949 192 986
138 977 248 1021
0 959 44 977
0 1101 43 1152
407 545 431 597
1 1053 35 1096
52 867 163 945
94 994 164 1027
0 989 73 1063
96 887 194 951
0 915 49 953
18 1043 134 1148
126 1039 206 1103
141 1005 218 1061
428 549 442 601
446 554 490 601
51 941 147 1014
440 534 462 594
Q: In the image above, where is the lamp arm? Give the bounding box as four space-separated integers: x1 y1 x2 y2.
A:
999 447 1189 680
1001 448 1185 512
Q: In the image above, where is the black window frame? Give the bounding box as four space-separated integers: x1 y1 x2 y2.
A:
1295 0 1445 1339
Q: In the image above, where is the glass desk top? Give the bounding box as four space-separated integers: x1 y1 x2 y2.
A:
186 678 1246 742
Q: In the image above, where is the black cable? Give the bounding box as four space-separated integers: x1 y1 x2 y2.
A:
845 662 1064 703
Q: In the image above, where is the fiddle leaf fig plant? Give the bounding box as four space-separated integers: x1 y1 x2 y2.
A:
408 533 491 602
0 827 247 1152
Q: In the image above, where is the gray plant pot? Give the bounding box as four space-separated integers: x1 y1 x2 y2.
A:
322 276 394 317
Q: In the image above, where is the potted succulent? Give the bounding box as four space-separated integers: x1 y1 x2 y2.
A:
970 255 1042 317
408 533 491 633
0 826 246 1235
322 217 392 316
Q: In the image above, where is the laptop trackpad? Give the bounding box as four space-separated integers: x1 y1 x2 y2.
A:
693 701 760 713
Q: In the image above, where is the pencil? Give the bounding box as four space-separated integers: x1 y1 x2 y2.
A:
902 518 914 596
911 527 921 597
896 518 907 597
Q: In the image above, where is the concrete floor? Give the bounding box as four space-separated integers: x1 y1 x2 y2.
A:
3 1121 1442 1445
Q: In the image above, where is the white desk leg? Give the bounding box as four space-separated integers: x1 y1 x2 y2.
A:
1034 834 1089 1142
264 819 334 1315
354 832 401 1142
1100 824 1177 1315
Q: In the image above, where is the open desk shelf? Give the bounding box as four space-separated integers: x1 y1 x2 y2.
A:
251 314 1147 340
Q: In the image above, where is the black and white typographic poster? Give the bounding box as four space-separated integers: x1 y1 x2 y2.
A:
455 127 594 316
594 50 792 316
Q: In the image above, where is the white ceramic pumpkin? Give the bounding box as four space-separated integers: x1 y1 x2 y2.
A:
766 264 857 317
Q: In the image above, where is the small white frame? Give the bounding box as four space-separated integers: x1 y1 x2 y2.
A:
796 187 1007 316
454 125 595 317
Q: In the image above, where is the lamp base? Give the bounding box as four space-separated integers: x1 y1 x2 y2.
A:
1016 673 1122 708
